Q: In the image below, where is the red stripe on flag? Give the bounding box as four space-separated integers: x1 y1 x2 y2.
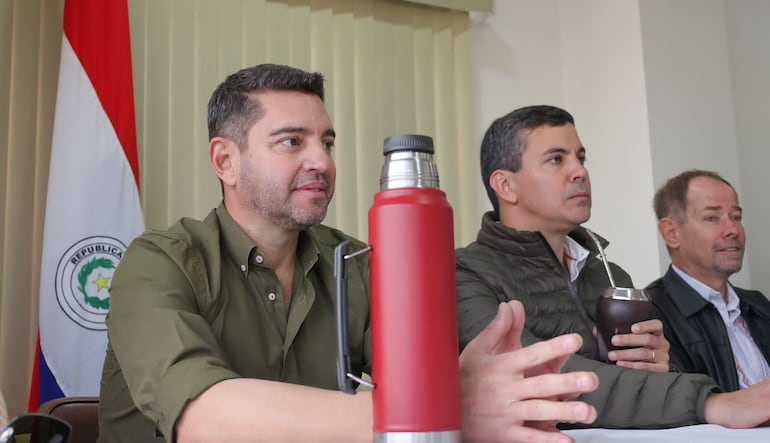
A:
27 336 41 412
63 0 140 189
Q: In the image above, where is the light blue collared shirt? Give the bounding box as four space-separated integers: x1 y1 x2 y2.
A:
672 264 770 389
564 235 591 282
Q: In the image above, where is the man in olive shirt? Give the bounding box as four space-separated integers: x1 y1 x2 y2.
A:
99 64 602 443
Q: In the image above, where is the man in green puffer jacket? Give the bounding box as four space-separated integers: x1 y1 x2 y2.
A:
456 104 770 429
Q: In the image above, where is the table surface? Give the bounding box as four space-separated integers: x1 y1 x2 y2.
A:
563 424 770 443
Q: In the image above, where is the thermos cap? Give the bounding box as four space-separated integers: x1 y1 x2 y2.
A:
383 134 434 155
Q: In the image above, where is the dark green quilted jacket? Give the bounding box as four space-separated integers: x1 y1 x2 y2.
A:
456 212 718 429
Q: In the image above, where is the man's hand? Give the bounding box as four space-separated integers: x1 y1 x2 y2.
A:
459 301 599 443
705 377 770 428
608 319 670 373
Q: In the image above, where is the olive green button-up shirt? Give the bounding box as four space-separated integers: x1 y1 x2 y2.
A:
98 202 371 442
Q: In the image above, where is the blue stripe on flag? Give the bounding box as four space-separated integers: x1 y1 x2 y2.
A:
38 349 65 404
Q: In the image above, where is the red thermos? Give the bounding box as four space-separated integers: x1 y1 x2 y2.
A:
335 134 462 443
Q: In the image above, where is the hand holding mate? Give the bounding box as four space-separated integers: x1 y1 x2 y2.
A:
608 319 670 373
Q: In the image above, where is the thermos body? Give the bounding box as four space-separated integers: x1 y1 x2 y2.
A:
335 134 461 442
369 187 462 437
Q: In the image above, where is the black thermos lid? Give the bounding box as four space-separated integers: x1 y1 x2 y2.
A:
383 134 434 155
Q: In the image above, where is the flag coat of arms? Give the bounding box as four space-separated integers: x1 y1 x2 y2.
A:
30 0 144 409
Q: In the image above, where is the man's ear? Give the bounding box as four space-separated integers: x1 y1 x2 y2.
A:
489 169 518 206
658 217 680 249
210 137 239 187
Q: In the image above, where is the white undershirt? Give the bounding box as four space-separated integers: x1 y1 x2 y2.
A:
672 264 770 389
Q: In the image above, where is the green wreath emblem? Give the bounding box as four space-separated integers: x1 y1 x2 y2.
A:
76 257 115 310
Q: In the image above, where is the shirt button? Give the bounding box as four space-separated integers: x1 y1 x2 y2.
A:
268 292 277 301
240 264 246 272
255 255 264 264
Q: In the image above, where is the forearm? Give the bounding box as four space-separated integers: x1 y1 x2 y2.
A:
565 355 715 428
703 378 770 429
176 378 373 443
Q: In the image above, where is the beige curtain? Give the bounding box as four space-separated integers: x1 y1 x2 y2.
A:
0 0 477 418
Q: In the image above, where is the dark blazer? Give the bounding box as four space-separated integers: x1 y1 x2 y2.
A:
646 266 770 392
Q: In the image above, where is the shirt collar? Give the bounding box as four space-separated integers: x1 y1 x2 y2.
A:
296 229 321 276
671 264 741 316
564 235 591 282
215 201 320 276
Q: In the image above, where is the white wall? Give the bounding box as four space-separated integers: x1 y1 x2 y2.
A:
724 0 770 293
639 0 750 288
471 0 770 291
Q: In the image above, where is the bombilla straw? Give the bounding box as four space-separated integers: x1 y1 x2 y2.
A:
584 227 617 288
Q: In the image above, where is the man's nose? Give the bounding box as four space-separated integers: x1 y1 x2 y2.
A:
570 158 588 181
304 141 333 171
722 217 741 238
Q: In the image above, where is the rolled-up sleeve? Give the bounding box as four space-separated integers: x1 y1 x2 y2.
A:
107 233 239 440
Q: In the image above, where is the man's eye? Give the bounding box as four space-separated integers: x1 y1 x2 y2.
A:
547 156 562 164
323 140 335 151
704 216 717 222
281 137 301 147
732 214 743 223
578 155 587 164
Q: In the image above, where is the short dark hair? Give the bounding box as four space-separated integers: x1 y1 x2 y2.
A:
207 63 326 148
480 105 575 216
653 169 735 222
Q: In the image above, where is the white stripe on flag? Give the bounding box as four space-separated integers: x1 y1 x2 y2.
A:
38 34 144 397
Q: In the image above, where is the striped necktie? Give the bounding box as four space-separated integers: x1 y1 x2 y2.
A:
733 316 770 388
